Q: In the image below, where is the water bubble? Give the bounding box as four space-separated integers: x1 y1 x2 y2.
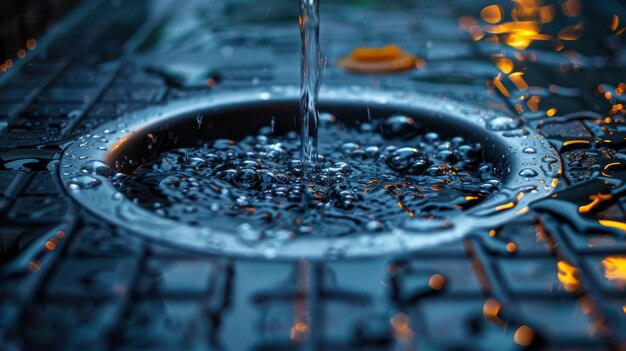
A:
382 115 422 139
233 169 259 189
406 159 430 175
341 142 359 153
365 146 380 158
426 164 450 176
480 182 498 191
457 145 479 164
425 132 439 143
116 112 501 238
188 157 209 170
451 136 464 147
387 147 421 171
437 149 458 164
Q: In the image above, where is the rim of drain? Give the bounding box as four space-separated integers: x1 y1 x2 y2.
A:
59 86 561 260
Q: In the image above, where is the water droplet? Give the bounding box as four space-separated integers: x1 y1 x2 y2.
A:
366 220 383 232
523 147 537 154
486 116 522 131
237 223 262 245
196 114 204 130
519 168 538 177
68 175 101 190
114 109 501 239
80 160 113 177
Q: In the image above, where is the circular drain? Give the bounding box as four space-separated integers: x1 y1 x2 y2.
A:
59 86 560 260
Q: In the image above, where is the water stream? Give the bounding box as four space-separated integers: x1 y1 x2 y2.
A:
298 0 324 175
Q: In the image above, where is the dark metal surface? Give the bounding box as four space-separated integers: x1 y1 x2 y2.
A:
1 0 626 350
0 0 80 65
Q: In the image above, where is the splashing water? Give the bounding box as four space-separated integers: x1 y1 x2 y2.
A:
299 0 325 175
115 116 502 237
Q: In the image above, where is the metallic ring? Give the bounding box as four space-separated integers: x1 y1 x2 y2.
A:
59 85 560 260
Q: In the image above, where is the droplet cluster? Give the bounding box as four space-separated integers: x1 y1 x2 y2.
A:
116 114 502 236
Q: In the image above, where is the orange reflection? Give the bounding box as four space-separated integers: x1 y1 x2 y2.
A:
546 108 557 116
514 325 535 346
558 22 584 40
483 298 501 319
339 45 418 73
557 260 580 292
290 322 310 341
562 139 591 147
390 313 414 342
429 273 446 290
461 0 586 102
526 95 540 112
26 39 37 50
481 5 504 23
492 75 511 97
599 219 626 232
561 0 581 17
27 260 41 272
601 257 626 288
509 72 529 90
477 0 561 49
578 193 613 213
496 57 514 73
496 201 515 211
506 242 517 252
611 15 619 32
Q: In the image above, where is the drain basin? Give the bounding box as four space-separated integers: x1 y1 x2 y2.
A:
60 86 560 259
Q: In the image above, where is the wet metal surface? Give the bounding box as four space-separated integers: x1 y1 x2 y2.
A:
58 86 557 259
1 0 626 350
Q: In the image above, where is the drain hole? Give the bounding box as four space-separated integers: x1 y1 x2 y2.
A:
113 103 502 237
